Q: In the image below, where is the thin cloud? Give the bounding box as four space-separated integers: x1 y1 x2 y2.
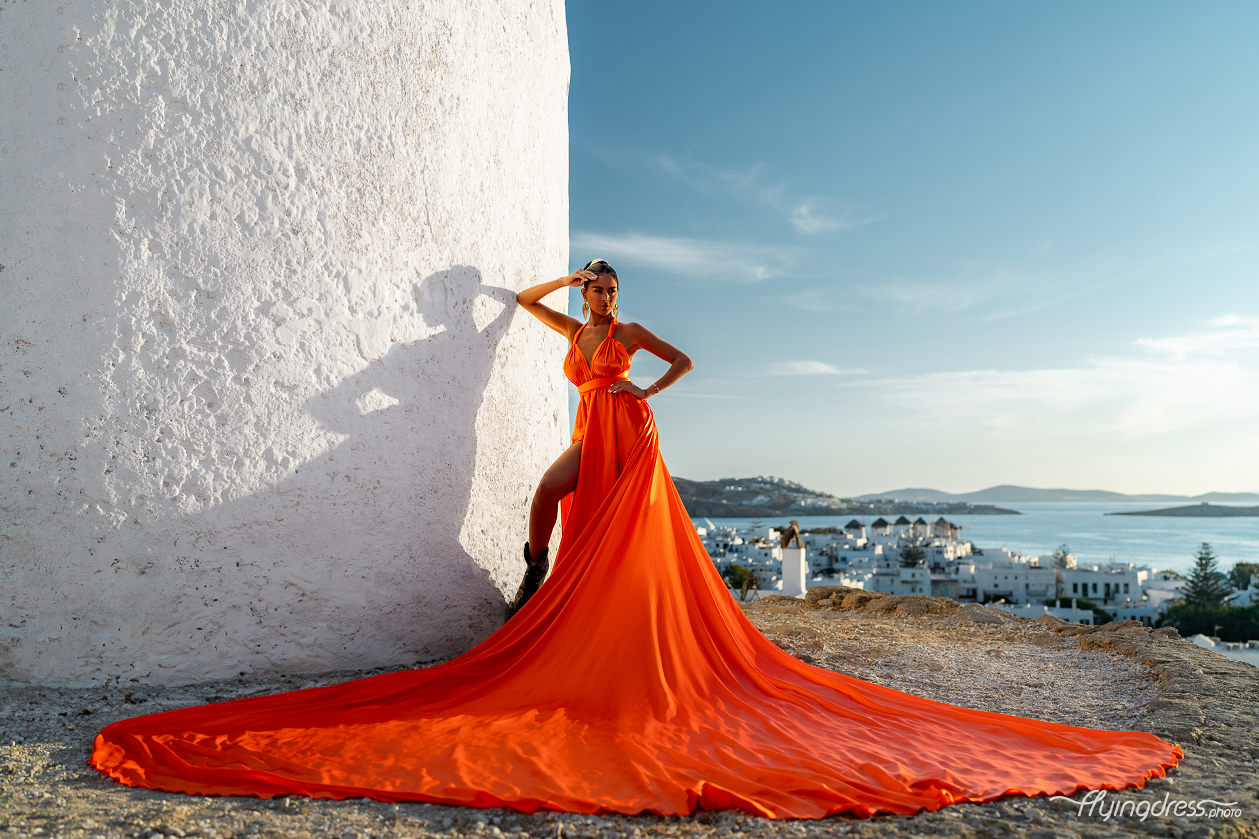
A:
571 231 790 282
862 249 1212 323
858 259 1126 321
858 315 1259 437
860 276 1025 317
1137 315 1259 359
872 358 1259 437
655 154 764 198
790 202 885 235
654 153 878 236
764 360 868 376
790 203 845 235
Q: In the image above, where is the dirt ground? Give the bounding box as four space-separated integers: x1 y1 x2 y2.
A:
1 598 1255 839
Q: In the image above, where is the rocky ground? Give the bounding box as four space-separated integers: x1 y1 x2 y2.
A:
1 590 1255 839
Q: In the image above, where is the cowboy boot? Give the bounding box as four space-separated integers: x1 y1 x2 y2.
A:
505 542 550 621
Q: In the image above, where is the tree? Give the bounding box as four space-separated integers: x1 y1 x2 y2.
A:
1182 543 1233 608
1159 601 1259 642
1228 562 1259 591
722 564 753 588
899 545 926 567
1051 544 1076 569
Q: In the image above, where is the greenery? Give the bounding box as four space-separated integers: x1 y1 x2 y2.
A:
1158 603 1259 642
1051 545 1074 598
1045 597 1111 625
1155 544 1259 642
1182 543 1233 608
1051 544 1075 568
898 545 926 567
1228 562 1259 590
722 564 759 590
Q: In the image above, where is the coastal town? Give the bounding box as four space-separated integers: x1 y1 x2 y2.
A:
697 516 1259 663
674 475 1020 518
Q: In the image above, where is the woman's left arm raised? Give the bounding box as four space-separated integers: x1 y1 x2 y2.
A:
607 323 694 400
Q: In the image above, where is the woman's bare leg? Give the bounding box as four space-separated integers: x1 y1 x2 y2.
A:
527 441 582 562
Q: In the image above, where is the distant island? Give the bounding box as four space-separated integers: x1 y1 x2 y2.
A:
857 485 1259 504
674 476 1019 518
1107 503 1259 518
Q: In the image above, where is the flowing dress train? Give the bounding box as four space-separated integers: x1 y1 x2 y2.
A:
91 317 1182 818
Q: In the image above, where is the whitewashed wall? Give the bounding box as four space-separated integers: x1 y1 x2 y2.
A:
0 1 570 686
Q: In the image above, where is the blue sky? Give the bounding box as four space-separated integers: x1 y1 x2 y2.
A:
564 1 1259 497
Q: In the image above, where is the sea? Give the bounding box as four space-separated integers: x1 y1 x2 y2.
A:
693 502 1259 577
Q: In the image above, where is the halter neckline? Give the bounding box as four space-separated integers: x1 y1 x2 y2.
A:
573 318 619 369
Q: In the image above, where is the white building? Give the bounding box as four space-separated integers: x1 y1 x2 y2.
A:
1059 563 1149 606
952 561 1056 606
1142 571 1187 610
1187 635 1259 667
698 518 1182 626
1 0 570 686
1108 603 1161 627
707 515 977 597
931 517 962 539
1226 573 1259 608
868 565 932 596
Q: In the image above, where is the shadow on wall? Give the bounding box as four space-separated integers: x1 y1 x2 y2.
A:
181 266 521 677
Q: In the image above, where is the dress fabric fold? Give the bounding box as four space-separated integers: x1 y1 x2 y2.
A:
91 317 1182 818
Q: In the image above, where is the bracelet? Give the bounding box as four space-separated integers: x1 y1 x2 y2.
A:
646 384 661 398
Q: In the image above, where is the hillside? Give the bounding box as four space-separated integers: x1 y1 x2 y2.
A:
1109 504 1259 518
674 476 1018 518
856 485 1259 504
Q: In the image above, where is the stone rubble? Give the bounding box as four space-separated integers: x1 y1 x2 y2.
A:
1 594 1254 839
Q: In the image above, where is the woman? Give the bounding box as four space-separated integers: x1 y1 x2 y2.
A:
91 260 1181 819
506 259 692 619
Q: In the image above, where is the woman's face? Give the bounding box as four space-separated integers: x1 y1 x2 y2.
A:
583 275 618 316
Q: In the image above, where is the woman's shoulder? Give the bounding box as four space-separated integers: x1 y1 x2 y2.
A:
614 320 651 339
615 320 666 346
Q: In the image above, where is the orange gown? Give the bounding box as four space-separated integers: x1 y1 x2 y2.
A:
90 317 1181 818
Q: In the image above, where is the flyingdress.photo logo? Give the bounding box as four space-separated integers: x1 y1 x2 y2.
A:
1050 790 1241 821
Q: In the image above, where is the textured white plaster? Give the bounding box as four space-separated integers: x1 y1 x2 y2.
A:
0 0 570 686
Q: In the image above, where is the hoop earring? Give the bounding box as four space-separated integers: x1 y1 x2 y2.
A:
582 301 589 318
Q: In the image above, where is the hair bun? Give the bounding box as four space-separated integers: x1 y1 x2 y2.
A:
580 259 617 281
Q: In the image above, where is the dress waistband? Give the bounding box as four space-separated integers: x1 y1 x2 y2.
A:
578 375 630 396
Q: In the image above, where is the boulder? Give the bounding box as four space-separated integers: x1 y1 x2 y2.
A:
749 595 805 607
944 603 1019 625
1095 620 1151 637
804 586 876 608
863 594 961 617
841 593 888 610
1054 624 1098 637
1076 634 1143 655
